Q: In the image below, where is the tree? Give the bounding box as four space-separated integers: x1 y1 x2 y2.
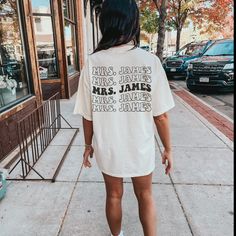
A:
140 0 168 61
192 0 234 37
221 15 234 38
139 0 233 57
167 0 200 52
140 3 158 35
156 0 167 61
168 0 233 51
140 2 158 50
140 0 197 57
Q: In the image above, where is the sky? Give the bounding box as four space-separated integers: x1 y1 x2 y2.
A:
31 0 50 8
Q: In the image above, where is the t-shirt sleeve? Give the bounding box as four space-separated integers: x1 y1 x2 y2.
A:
151 57 175 117
73 60 93 121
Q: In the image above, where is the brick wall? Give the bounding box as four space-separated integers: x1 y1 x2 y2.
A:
41 83 62 100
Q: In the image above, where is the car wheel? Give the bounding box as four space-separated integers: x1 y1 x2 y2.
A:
167 75 174 80
187 84 196 92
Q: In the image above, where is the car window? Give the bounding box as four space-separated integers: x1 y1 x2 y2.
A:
204 41 234 56
178 44 205 56
140 46 150 52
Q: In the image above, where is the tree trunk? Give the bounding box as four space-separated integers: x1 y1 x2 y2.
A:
156 0 167 62
176 27 182 52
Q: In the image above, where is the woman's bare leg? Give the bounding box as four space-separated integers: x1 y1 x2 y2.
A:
132 173 157 236
102 173 123 236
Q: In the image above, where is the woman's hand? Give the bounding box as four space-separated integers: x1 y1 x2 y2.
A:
154 113 173 175
162 149 173 175
83 145 94 168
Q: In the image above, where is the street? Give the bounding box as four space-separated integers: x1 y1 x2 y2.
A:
169 78 234 120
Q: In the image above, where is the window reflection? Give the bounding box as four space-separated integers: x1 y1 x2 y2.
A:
63 0 69 18
31 0 51 14
0 0 30 109
65 22 77 75
32 0 58 80
64 0 78 76
33 16 57 79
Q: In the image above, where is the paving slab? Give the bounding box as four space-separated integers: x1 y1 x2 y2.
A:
168 99 207 129
155 98 228 149
8 133 83 180
56 146 84 182
6 145 68 180
49 129 80 146
78 157 104 182
73 130 86 146
0 181 74 236
171 147 234 185
149 149 171 184
174 90 234 141
59 182 192 236
175 185 234 236
60 97 82 128
123 184 192 236
155 124 228 148
26 145 68 179
6 157 25 179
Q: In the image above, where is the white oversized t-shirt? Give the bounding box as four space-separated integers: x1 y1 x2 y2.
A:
74 42 175 178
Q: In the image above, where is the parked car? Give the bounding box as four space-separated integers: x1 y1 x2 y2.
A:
163 40 215 79
140 45 150 52
186 39 234 92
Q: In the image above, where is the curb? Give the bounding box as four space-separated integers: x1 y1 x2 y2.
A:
170 82 234 150
170 82 233 123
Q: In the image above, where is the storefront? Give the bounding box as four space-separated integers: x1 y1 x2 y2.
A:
32 0 86 100
0 0 103 162
1 0 36 111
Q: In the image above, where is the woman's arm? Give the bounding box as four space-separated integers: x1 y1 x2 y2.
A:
83 117 93 145
82 117 94 168
153 113 173 175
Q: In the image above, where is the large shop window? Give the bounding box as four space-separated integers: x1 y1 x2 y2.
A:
32 0 58 80
0 0 32 111
63 0 78 75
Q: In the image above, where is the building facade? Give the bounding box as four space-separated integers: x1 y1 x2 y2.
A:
0 0 102 162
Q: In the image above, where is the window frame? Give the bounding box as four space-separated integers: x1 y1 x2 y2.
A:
63 0 79 76
31 0 60 80
0 0 34 113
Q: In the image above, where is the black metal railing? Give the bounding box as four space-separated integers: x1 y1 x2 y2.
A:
9 93 79 182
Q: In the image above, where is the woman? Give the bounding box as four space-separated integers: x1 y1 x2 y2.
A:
74 0 175 235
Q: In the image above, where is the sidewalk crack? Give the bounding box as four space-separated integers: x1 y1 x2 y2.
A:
56 162 84 236
155 136 195 236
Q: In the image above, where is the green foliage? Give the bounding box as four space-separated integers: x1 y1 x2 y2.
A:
140 5 158 34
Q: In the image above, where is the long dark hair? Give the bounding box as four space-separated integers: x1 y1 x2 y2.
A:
94 0 140 53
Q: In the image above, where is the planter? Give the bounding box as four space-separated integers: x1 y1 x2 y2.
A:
0 171 7 201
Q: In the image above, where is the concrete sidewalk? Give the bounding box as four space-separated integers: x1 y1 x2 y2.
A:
0 91 234 236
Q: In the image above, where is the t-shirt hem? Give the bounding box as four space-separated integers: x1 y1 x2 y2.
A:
73 110 93 121
152 103 175 117
99 166 156 178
